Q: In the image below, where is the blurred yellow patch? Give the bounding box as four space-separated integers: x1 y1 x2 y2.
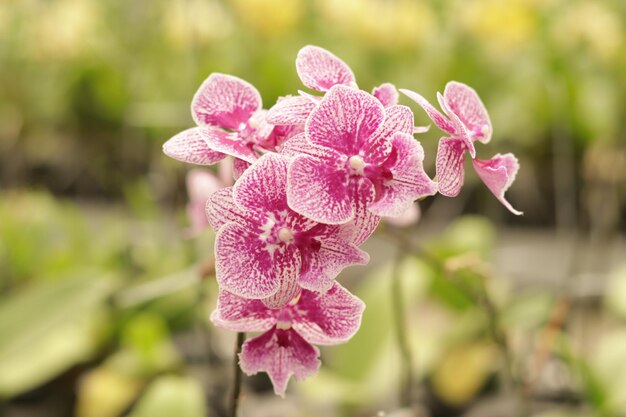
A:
76 368 144 417
230 0 304 38
164 0 233 48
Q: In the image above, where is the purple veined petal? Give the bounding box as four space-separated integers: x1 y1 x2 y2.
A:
384 203 421 227
399 88 457 135
306 85 384 156
296 45 356 92
199 128 258 164
364 104 415 164
210 290 277 332
240 327 320 397
443 81 492 144
372 83 399 107
472 153 523 215
298 237 369 292
280 133 344 165
413 125 431 134
215 222 300 299
205 187 248 231
233 158 251 179
191 73 262 130
287 154 354 224
163 127 226 166
261 280 302 309
292 283 365 345
266 95 317 126
233 153 290 216
435 137 467 197
341 199 381 246
368 133 437 217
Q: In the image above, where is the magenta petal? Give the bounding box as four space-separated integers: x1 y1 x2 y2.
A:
191 73 261 130
372 83 399 107
240 328 320 397
205 187 246 231
267 95 317 126
293 283 365 345
472 153 523 215
233 158 251 179
365 104 414 164
210 290 276 332
306 85 384 156
280 134 343 164
296 45 356 92
299 238 369 292
341 200 381 246
369 133 437 217
435 137 467 197
261 274 302 309
163 127 225 165
233 153 289 216
443 81 492 144
287 155 354 224
200 128 257 164
400 88 457 135
215 222 300 299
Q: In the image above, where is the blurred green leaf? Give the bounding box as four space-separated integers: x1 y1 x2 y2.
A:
127 375 206 417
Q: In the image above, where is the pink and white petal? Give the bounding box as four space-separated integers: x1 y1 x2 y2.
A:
186 169 223 203
435 137 467 197
191 73 261 130
306 85 384 156
205 187 247 231
217 158 235 186
233 153 289 216
200 128 257 164
215 223 298 299
438 91 476 158
299 238 369 292
296 45 356 92
287 155 354 224
384 203 420 227
261 276 302 309
363 104 414 165
210 290 276 332
280 134 343 165
292 283 365 345
443 81 492 144
163 127 225 165
340 201 381 246
233 158 251 179
240 328 320 397
372 83 399 107
472 153 523 215
399 89 457 135
413 125 431 134
267 95 317 126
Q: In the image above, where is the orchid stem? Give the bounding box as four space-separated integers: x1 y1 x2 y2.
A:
391 252 415 408
229 332 245 417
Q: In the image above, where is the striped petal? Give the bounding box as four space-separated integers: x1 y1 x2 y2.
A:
163 127 225 165
472 153 522 215
435 137 467 197
296 45 356 92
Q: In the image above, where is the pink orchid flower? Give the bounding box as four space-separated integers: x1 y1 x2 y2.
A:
284 84 437 225
206 153 369 308
211 283 365 397
401 82 522 215
163 73 294 175
267 46 417 129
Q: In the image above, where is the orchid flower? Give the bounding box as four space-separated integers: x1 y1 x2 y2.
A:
284 85 437 225
206 153 369 308
211 283 365 396
401 82 522 215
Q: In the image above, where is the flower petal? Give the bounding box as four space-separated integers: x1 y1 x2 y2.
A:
400 88 456 135
200 128 257 164
240 328 320 397
443 81 492 144
233 158 251 179
472 153 523 215
215 222 300 299
372 83 399 107
287 154 355 224
266 95 317 126
342 199 381 246
435 137 467 197
210 290 276 332
292 283 365 345
205 187 246 231
163 127 225 165
306 85 384 156
369 133 437 217
299 238 369 292
364 104 414 164
296 45 356 92
191 73 261 130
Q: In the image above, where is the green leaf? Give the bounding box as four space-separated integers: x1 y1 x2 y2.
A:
127 375 206 417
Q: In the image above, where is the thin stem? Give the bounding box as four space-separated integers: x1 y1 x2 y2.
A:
229 332 245 417
391 252 415 408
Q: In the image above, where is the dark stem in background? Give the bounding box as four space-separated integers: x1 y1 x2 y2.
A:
391 252 415 408
229 332 245 417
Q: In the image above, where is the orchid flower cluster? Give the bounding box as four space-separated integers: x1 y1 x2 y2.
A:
163 45 521 396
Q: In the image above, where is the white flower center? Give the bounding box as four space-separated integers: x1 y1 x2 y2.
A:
276 320 292 330
278 227 293 243
348 155 366 174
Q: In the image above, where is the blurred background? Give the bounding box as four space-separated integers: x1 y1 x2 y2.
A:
1 0 625 416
